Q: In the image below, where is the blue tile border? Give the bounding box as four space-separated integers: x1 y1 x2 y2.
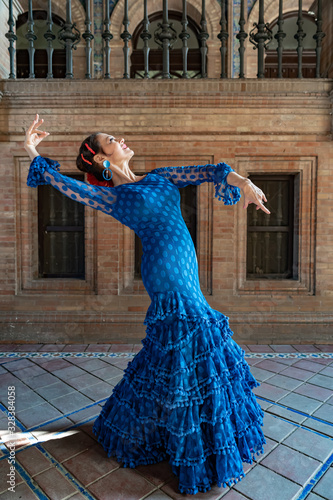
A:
295 452 333 500
0 351 332 360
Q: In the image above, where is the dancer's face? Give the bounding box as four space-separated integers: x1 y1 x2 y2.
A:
95 133 134 166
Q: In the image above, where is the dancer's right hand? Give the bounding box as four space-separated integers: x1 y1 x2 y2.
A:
24 114 50 160
25 113 50 149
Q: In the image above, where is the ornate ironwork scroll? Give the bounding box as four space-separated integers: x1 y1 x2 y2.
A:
218 0 228 79
58 0 80 79
83 0 94 78
249 0 272 78
140 0 151 78
121 0 132 79
236 0 248 78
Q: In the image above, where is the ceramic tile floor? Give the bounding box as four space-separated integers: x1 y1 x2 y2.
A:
0 343 333 500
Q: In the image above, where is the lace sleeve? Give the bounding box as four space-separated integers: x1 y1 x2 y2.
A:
150 162 241 206
27 156 117 215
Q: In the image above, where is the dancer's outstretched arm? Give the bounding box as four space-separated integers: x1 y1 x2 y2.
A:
24 114 117 216
150 163 270 214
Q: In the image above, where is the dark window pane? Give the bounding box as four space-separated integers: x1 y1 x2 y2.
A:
135 184 197 278
38 174 85 279
247 175 297 280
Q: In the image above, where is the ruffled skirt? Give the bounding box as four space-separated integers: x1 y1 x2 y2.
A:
92 292 266 495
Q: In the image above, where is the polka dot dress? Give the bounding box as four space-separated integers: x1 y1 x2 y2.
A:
27 156 266 495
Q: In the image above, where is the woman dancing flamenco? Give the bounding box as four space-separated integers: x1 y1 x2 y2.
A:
25 114 270 495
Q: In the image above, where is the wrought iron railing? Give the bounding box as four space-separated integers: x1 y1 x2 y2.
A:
4 0 326 80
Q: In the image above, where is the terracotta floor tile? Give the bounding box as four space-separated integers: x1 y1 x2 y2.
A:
52 365 87 381
294 382 333 401
108 374 124 387
246 345 275 353
261 413 297 442
0 482 39 500
37 358 72 372
63 443 119 486
161 475 228 499
320 365 333 377
50 391 93 414
133 344 143 353
312 403 333 424
93 365 124 381
34 467 77 500
291 344 320 352
62 344 89 352
253 382 289 402
278 366 315 381
261 444 321 485
86 344 113 352
312 466 333 499
283 427 333 461
266 404 307 425
234 465 301 500
67 372 102 390
30 417 73 437
38 344 66 352
41 428 96 462
16 446 52 476
11 365 46 380
269 345 298 353
79 381 114 402
9 389 46 413
24 372 59 390
35 380 76 400
145 491 175 499
109 344 134 352
262 374 302 391
307 373 333 390
0 344 18 351
3 358 35 371
88 467 155 499
68 403 101 424
2 431 33 449
103 357 130 370
71 358 109 371
248 366 274 383
292 359 327 373
278 393 322 415
136 459 175 487
222 491 249 500
15 344 44 352
254 359 288 373
16 402 63 430
314 344 333 352
0 460 23 494
302 417 333 438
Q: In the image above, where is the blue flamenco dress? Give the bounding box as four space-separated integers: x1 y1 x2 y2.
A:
27 156 266 495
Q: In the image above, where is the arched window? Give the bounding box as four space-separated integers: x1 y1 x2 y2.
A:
131 10 204 79
265 11 317 78
16 10 66 78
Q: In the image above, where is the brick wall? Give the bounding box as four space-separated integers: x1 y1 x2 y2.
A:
0 79 332 344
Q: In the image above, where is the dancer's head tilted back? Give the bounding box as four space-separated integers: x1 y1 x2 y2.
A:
76 133 113 185
76 133 134 186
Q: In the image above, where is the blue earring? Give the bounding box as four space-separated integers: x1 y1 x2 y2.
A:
102 160 113 181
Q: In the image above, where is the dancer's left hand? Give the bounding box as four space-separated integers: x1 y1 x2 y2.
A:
241 179 270 214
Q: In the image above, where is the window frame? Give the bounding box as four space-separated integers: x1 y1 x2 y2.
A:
246 174 296 280
235 155 316 295
16 156 97 295
37 173 86 279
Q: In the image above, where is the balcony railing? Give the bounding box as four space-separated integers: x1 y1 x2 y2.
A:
4 0 327 80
